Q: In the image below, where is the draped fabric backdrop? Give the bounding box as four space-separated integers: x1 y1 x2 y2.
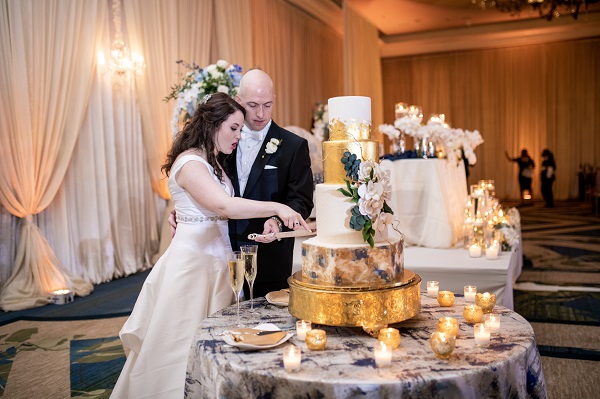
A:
381 38 600 201
0 0 104 310
343 2 384 134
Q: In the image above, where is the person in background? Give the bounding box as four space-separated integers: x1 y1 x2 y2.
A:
113 93 310 398
505 149 535 203
540 149 556 208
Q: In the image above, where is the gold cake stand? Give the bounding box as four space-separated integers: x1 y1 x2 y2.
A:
288 269 421 329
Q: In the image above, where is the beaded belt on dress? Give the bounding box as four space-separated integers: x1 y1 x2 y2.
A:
176 215 228 223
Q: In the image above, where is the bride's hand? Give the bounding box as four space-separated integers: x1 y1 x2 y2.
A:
276 205 311 231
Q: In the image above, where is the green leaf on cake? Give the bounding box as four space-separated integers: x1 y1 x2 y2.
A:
382 202 394 215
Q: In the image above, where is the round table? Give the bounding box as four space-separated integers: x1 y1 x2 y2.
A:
186 293 547 398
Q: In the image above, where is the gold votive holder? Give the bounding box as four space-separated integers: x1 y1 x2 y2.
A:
437 291 455 307
305 329 327 350
378 327 401 349
463 304 483 324
430 331 456 360
475 292 497 314
437 317 459 337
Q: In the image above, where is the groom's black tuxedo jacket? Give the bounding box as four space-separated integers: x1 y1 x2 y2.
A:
227 121 314 297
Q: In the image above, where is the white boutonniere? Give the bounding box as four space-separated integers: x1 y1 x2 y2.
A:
262 138 282 158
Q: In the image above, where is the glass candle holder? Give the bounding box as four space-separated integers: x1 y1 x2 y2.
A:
485 241 500 260
437 291 455 307
468 243 482 258
437 317 459 337
378 327 401 349
305 329 327 350
464 285 477 302
427 281 439 297
430 331 456 360
373 341 393 367
475 292 497 314
282 345 302 371
296 320 312 341
473 323 491 347
463 304 483 324
483 313 501 334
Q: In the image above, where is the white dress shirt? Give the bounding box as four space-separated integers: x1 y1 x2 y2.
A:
236 120 272 195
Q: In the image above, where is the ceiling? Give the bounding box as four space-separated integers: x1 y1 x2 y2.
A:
289 0 600 57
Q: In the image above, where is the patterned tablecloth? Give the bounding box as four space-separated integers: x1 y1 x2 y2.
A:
186 294 547 398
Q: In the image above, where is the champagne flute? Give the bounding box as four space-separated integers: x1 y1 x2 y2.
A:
227 251 244 325
241 245 258 312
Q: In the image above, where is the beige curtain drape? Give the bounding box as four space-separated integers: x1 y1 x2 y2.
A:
381 38 600 200
123 0 214 200
251 0 343 128
0 0 103 310
343 2 384 133
214 0 253 70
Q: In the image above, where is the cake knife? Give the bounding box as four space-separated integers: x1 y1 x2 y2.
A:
247 229 316 241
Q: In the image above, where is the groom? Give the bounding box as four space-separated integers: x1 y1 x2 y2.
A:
229 69 314 299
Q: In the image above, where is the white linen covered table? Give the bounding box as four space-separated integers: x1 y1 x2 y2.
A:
185 293 546 398
405 244 523 309
380 158 467 248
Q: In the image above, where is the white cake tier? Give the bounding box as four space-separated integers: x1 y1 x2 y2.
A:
328 96 371 125
315 183 392 245
301 234 404 285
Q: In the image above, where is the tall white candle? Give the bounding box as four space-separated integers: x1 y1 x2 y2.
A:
474 323 491 347
296 320 312 341
427 281 439 297
374 341 392 367
283 345 302 371
464 285 477 302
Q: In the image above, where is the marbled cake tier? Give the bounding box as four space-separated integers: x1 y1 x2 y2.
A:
301 234 404 285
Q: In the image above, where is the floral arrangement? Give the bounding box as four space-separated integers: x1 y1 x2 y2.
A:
494 207 521 251
311 102 329 141
390 114 484 165
338 151 394 247
164 59 243 136
378 124 401 141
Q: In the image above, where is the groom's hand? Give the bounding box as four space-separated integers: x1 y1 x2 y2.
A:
168 209 178 237
255 219 280 243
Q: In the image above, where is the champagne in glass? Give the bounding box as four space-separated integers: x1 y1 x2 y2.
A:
241 245 258 312
227 251 244 325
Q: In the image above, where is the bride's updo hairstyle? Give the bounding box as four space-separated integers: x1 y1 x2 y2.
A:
163 92 246 182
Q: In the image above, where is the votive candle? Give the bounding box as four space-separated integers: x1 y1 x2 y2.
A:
437 291 455 307
486 244 500 260
463 304 483 324
427 281 439 297
464 285 477 302
305 329 327 350
430 331 456 360
437 317 459 337
475 292 497 314
378 327 401 349
374 341 393 367
483 313 501 334
469 244 482 258
296 320 312 341
282 345 302 371
474 323 491 347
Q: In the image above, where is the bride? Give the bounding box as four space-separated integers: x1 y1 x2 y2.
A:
111 92 310 398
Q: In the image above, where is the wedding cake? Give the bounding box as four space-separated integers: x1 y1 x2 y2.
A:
288 96 420 329
302 96 404 285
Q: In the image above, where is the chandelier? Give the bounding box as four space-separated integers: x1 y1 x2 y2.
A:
109 0 144 75
473 0 598 21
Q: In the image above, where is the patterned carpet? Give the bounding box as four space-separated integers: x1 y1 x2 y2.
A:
512 200 600 398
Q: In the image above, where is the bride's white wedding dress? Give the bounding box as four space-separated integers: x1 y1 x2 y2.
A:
111 154 235 398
